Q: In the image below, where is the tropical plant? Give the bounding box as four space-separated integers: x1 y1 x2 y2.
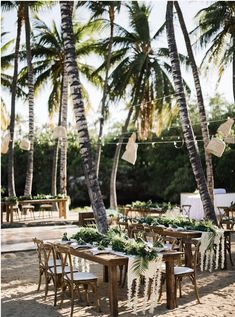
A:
77 1 122 177
19 16 102 196
95 2 182 209
60 1 108 233
174 2 214 202
165 2 218 225
192 1 235 101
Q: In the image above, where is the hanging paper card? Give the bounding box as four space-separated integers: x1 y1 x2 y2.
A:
224 135 235 144
1 133 11 154
53 126 67 138
121 132 138 165
20 139 31 151
206 138 225 157
217 118 234 137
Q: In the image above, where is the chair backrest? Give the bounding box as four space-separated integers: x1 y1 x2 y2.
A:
33 237 44 266
144 231 162 245
162 236 178 250
181 205 191 217
41 242 57 274
56 244 74 282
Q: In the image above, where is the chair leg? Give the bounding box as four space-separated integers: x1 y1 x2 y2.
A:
192 275 200 304
60 284 67 309
83 283 89 306
119 265 123 285
44 273 50 300
53 276 58 307
178 277 182 298
70 287 75 317
90 281 101 312
37 269 43 291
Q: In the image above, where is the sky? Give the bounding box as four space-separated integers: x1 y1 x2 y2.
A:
1 0 234 137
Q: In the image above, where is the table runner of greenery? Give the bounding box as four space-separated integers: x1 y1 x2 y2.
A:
70 227 164 314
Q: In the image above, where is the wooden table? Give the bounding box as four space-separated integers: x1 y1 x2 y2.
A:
5 198 68 223
70 247 182 317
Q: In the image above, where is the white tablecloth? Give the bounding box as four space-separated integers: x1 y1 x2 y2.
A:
181 192 235 220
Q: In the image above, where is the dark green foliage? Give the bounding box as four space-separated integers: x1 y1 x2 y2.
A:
1 124 235 207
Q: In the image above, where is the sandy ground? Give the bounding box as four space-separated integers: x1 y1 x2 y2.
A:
1 241 235 317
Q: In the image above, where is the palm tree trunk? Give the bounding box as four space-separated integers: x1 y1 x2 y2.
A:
233 39 235 103
60 67 68 195
110 106 133 209
24 3 34 196
8 4 24 197
166 2 218 225
51 78 63 198
95 3 115 177
174 2 214 203
60 1 108 233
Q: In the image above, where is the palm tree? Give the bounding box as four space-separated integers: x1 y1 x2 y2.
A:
1 1 24 196
193 1 235 102
19 17 102 196
1 1 46 197
95 2 180 209
60 1 108 233
23 2 35 196
166 2 218 225
174 2 214 203
77 1 121 177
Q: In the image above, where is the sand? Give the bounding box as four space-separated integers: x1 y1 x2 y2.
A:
1 243 235 317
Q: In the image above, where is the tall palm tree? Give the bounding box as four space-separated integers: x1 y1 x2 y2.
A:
1 1 24 196
193 1 235 101
1 1 46 197
95 2 183 209
166 2 218 225
23 2 34 196
19 17 102 196
60 1 108 233
174 2 214 203
77 1 121 177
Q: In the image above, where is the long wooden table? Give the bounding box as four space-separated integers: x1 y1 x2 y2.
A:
70 247 182 317
4 198 68 223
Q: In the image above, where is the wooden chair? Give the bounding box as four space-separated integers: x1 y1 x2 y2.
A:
159 240 201 305
21 204 35 220
56 245 100 317
39 204 53 218
181 204 191 217
33 238 63 292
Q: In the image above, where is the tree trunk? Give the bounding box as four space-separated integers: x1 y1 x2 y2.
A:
8 4 24 197
24 3 34 196
166 2 218 225
174 1 214 203
60 67 68 195
95 3 115 177
60 1 108 233
233 39 235 103
110 106 133 209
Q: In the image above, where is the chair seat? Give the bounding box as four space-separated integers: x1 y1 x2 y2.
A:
65 272 98 282
40 204 52 209
48 265 75 274
174 266 194 275
22 205 35 209
48 259 62 267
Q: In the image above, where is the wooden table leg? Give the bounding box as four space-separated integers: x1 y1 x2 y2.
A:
108 265 118 317
10 205 14 223
103 265 109 282
165 257 177 309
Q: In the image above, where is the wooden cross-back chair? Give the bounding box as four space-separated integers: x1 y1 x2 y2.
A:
55 245 100 317
159 240 201 305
